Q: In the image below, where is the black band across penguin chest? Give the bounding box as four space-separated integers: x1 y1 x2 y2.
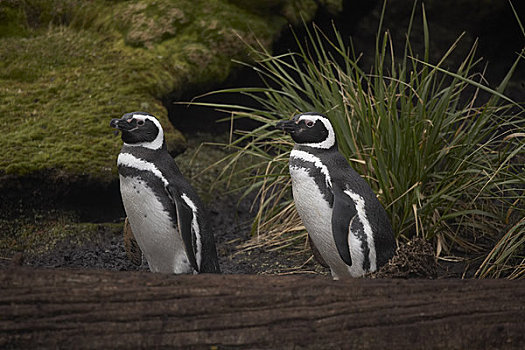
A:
117 164 175 218
289 149 334 207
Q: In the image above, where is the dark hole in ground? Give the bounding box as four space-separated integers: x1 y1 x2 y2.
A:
165 66 265 134
0 172 124 223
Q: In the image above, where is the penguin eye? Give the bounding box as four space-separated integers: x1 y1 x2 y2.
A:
305 120 314 128
137 119 145 126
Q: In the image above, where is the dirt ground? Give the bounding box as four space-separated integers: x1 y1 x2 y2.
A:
1 191 330 276
1 191 447 279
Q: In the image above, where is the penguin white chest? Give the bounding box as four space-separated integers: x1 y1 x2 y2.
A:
289 166 345 277
290 166 332 234
119 175 193 274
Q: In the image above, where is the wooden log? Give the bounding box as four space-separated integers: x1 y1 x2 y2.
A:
1 267 524 349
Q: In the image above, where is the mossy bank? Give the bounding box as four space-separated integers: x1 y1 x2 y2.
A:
0 0 341 183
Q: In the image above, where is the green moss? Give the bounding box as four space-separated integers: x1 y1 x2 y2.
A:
0 28 181 181
0 210 123 255
0 2 29 37
0 0 338 182
113 0 192 47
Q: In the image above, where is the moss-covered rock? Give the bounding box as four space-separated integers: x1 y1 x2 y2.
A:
0 0 340 183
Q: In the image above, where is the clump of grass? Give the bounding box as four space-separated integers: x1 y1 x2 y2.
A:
198 2 525 278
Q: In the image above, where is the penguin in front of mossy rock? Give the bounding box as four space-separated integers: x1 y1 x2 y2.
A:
276 112 396 279
110 112 220 274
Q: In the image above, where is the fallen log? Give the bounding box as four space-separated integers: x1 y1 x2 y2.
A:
1 267 524 349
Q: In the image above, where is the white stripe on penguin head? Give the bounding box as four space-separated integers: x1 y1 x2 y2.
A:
297 114 336 149
124 113 164 150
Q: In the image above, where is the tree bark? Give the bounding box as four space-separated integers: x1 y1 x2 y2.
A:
1 267 524 349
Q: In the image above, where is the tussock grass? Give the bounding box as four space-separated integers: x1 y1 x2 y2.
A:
197 2 525 278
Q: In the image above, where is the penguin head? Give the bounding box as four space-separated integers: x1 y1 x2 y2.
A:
275 112 336 149
110 112 164 150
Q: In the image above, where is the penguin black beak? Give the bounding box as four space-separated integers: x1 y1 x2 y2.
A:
110 118 122 135
110 116 135 135
275 120 296 134
110 118 120 128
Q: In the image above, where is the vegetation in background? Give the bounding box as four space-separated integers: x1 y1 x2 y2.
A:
199 2 525 278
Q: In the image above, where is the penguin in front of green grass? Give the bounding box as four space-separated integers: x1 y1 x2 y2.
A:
276 112 396 279
110 112 220 274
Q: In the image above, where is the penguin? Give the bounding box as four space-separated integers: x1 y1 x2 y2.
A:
110 112 220 274
276 112 396 279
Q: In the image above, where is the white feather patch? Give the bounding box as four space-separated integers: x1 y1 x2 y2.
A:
298 114 336 149
290 149 332 187
181 193 202 269
344 189 377 271
117 152 169 186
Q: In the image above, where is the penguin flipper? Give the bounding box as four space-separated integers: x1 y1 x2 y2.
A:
331 191 356 267
167 186 199 273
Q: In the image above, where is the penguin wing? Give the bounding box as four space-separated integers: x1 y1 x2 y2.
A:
331 190 357 267
166 185 199 272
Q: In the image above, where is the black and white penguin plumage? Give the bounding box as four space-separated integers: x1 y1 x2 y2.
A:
276 112 396 279
110 112 220 274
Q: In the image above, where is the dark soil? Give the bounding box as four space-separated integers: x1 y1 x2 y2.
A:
370 237 444 279
1 192 446 278
2 192 328 275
